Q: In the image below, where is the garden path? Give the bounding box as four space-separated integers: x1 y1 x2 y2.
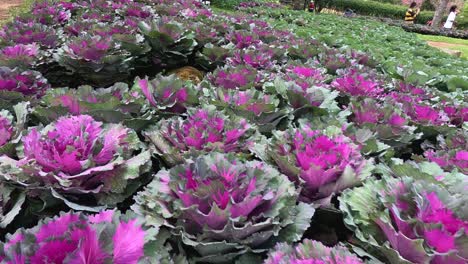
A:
0 0 22 21
427 41 465 57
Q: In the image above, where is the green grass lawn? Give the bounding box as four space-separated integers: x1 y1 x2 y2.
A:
2 0 72 25
417 34 468 59
417 34 468 46
444 44 468 59
8 0 35 18
0 0 34 24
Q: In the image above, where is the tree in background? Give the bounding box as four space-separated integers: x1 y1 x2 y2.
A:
402 0 425 5
291 0 306 10
417 0 465 28
431 0 451 27
279 0 319 11
401 0 466 27
314 0 325 12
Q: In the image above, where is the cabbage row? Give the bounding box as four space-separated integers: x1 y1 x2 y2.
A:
238 5 468 92
0 0 466 263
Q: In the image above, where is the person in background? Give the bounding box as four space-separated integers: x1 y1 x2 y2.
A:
404 2 420 24
444 5 459 29
308 1 315 12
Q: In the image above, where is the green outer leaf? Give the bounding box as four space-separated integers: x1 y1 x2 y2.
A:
339 178 386 245
11 102 29 139
276 202 315 242
132 153 309 262
0 184 25 228
50 189 107 212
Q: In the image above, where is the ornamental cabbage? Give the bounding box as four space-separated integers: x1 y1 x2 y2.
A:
132 153 315 263
396 82 434 99
287 43 322 62
195 44 232 71
55 35 138 86
0 21 58 48
265 239 364 264
340 173 468 264
31 0 71 25
0 102 28 157
318 49 351 74
33 83 155 131
189 23 221 47
388 92 449 126
35 83 130 116
132 74 199 113
143 106 258 166
268 125 373 204
0 114 12 149
208 65 260 90
270 77 339 111
64 20 136 38
180 8 211 18
118 1 153 19
253 28 290 44
0 43 39 68
80 10 114 23
228 49 275 70
410 104 448 126
0 115 151 211
443 104 468 126
204 87 288 133
75 0 130 10
138 19 197 69
284 65 326 90
227 30 260 49
331 70 384 97
423 131 467 174
273 63 332 111
208 88 279 116
0 67 50 99
0 210 173 263
349 98 421 147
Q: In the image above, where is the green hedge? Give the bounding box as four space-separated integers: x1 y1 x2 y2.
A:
211 0 245 9
458 4 468 29
371 0 436 11
420 0 436 11
316 0 435 24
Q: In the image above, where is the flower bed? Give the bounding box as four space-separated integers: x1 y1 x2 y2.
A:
240 6 468 92
0 0 466 263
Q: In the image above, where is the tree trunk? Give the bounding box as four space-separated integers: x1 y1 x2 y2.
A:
315 0 325 13
303 0 309 11
432 0 449 28
293 0 305 10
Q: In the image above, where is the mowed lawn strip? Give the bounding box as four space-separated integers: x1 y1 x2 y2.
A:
418 34 468 59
